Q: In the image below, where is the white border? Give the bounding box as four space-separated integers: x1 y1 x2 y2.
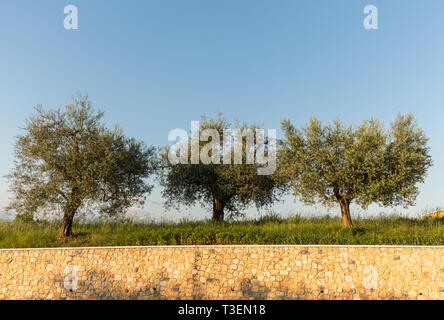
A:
0 244 444 251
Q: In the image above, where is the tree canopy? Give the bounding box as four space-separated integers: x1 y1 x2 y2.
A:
157 114 284 221
7 94 156 237
278 113 432 227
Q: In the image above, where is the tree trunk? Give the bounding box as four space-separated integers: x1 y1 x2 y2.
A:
212 198 225 222
339 200 353 228
59 210 75 238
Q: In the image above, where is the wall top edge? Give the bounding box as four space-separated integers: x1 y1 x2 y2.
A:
1 244 444 252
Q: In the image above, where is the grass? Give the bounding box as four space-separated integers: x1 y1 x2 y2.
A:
0 214 444 248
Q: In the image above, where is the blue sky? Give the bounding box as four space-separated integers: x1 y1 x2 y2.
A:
0 1 443 221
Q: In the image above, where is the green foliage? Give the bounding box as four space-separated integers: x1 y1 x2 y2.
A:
7 94 156 236
14 212 34 224
157 114 285 221
0 215 443 248
278 113 432 227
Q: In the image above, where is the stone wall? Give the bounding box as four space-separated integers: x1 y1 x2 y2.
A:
0 245 443 300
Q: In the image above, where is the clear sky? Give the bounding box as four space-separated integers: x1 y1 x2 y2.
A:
0 0 443 221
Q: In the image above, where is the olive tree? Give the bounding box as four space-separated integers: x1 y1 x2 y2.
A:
157 114 283 221
7 94 156 237
278 113 432 227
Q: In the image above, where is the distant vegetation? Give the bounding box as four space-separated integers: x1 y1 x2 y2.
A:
0 215 443 248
